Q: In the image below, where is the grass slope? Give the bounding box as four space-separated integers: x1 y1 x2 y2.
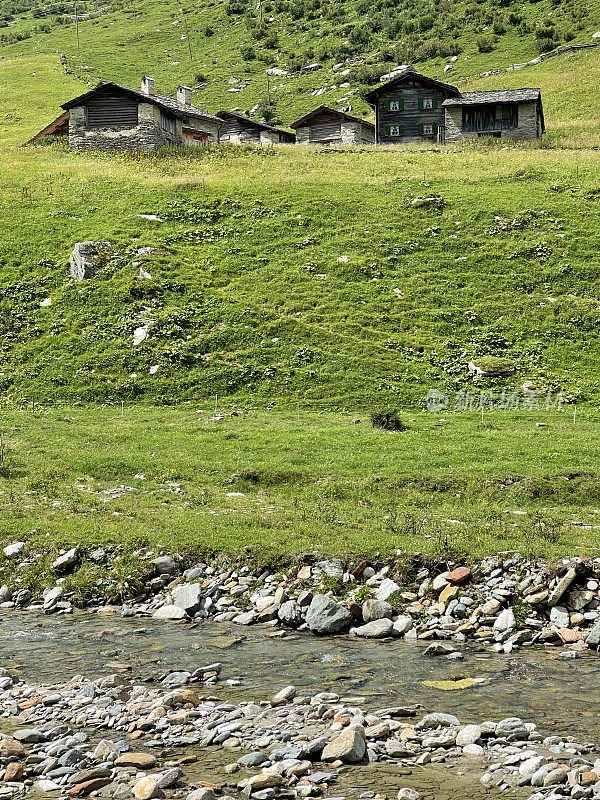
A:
0 408 599 578
2 55 600 407
1 0 600 127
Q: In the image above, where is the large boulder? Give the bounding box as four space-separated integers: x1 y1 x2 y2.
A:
278 599 303 627
69 241 113 280
305 595 353 635
321 725 366 763
172 584 203 615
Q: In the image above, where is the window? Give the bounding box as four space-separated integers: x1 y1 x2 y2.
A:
160 111 176 135
423 123 433 135
384 124 404 137
390 100 400 111
423 97 433 109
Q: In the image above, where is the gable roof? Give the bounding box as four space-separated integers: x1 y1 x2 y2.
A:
363 66 460 106
290 105 374 130
442 88 542 106
216 110 295 138
61 81 221 124
27 110 69 143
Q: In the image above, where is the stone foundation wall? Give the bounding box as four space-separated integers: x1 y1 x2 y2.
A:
443 103 541 143
68 103 181 152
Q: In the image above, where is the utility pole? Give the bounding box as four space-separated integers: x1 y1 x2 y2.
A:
75 1 80 48
183 13 193 62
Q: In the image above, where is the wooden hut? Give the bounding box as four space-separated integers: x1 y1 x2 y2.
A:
291 106 374 145
216 111 295 144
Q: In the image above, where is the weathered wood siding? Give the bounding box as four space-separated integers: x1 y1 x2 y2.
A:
444 102 541 142
296 114 373 144
219 116 261 144
376 81 446 144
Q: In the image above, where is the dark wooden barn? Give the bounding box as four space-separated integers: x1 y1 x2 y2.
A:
291 106 375 145
216 111 295 145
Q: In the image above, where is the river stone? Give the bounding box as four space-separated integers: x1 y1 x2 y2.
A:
52 548 79 573
156 768 182 789
586 618 600 648
187 790 216 800
0 738 25 756
543 767 567 786
69 241 112 280
244 774 284 790
462 743 484 756
393 617 413 636
278 599 303 627
316 559 344 578
397 790 420 800
456 725 481 746
172 584 203 615
133 776 159 800
351 619 394 638
321 725 366 763
495 717 529 740
548 568 577 606
306 595 353 635
272 685 296 705
422 730 456 748
362 599 393 622
3 762 23 782
237 753 269 769
68 778 113 797
115 753 156 769
153 605 188 621
44 587 64 610
445 567 470 584
35 780 61 792
14 728 44 743
494 608 516 632
376 579 400 602
162 671 190 687
415 713 459 730
152 556 177 575
519 756 547 780
550 606 570 628
423 642 456 657
482 598 501 615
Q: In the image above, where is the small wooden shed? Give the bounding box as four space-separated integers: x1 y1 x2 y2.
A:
291 106 374 145
216 111 295 144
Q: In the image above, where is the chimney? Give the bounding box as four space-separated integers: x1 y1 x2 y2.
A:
177 85 191 105
141 76 155 96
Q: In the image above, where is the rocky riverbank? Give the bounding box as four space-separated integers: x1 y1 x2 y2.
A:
0 666 598 800
5 547 600 656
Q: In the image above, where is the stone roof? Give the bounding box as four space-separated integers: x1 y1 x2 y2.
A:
442 89 541 107
291 105 375 129
62 82 221 124
363 67 460 105
216 110 295 138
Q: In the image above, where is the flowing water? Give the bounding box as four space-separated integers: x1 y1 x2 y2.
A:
3 611 599 800
2 611 599 739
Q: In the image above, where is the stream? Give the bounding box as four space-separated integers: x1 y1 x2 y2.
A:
3 610 598 741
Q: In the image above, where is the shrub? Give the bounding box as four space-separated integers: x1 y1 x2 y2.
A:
371 408 408 431
476 34 494 52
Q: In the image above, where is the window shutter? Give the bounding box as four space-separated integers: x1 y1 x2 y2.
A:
418 97 423 110
384 125 390 136
384 100 390 111
418 122 424 134
433 96 438 108
502 105 511 119
399 98 404 111
399 124 405 135
432 122 438 134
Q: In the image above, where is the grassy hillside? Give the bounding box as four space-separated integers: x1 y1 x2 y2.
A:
1 54 600 408
1 0 600 127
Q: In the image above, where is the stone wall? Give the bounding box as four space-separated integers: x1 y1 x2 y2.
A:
443 102 541 143
68 102 181 152
183 118 220 144
340 121 374 144
260 130 282 145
